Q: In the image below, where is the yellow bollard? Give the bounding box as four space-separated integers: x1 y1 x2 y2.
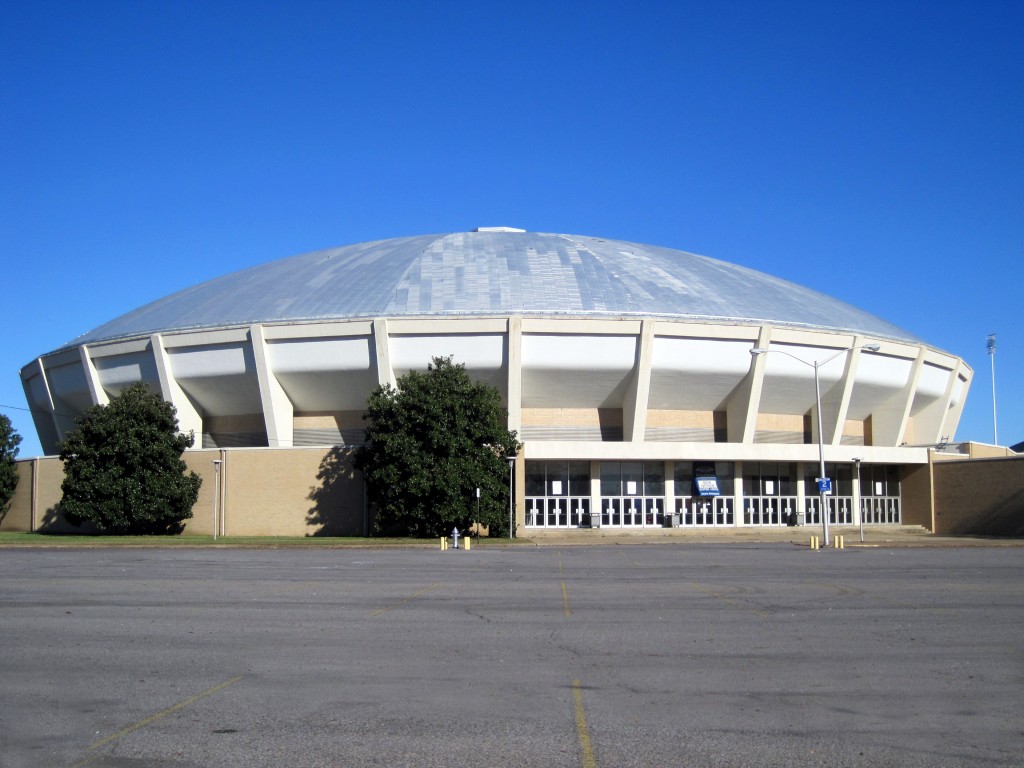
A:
835 535 844 549
464 536 471 552
441 537 447 551
810 535 819 550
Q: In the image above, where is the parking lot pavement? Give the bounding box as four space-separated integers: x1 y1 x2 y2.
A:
521 524 1024 547
2 544 1022 767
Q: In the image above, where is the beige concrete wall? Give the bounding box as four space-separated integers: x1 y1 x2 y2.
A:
5 448 366 537
220 447 364 536
182 447 364 537
931 455 1024 535
8 445 1018 538
1 460 34 531
900 463 933 529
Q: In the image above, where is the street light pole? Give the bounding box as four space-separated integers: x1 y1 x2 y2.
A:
211 459 222 541
853 457 863 543
750 343 880 548
506 455 516 539
813 359 829 547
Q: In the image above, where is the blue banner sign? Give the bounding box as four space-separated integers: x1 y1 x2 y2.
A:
694 464 721 497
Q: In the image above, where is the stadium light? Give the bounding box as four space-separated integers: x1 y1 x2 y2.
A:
750 344 880 547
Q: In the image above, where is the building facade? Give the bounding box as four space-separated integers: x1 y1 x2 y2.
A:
20 229 972 534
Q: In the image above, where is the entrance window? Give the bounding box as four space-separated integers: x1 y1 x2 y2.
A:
674 462 735 526
804 464 854 497
525 461 591 528
858 464 901 524
600 461 664 527
743 462 797 526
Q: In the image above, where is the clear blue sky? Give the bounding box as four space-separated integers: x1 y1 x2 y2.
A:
2 1 1021 458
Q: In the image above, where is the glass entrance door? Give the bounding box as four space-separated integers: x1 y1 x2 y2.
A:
599 461 664 528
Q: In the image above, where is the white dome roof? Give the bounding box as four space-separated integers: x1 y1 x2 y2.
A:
67 230 919 347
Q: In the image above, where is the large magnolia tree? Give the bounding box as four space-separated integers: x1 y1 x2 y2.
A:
356 356 520 537
0 414 21 515
59 383 201 534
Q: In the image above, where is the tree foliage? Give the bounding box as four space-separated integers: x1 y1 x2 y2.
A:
356 356 520 537
0 413 21 514
58 383 201 534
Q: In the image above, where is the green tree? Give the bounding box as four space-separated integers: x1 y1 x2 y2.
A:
356 356 520 537
59 383 201 534
0 413 21 514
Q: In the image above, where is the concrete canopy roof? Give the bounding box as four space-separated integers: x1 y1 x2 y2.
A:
66 230 920 348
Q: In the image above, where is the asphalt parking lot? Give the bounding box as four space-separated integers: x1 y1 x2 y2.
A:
2 543 1022 767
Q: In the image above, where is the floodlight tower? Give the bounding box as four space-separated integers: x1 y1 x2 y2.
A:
987 334 998 445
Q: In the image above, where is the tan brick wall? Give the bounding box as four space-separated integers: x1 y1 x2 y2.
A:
755 413 804 432
842 419 865 439
187 448 365 537
900 464 933 529
520 408 622 427
1 461 34 531
645 410 715 428
294 411 365 429
932 455 1024 535
205 414 265 433
6 449 366 537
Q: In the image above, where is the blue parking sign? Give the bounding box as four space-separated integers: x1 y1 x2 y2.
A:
816 477 832 494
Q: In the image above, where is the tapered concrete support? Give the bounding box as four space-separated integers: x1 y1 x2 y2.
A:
507 316 523 433
873 348 926 447
79 346 109 407
729 325 772 443
624 319 654 442
151 333 203 442
373 318 395 388
251 324 294 448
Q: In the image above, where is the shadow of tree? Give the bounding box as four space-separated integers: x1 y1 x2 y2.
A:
307 445 364 536
38 504 101 534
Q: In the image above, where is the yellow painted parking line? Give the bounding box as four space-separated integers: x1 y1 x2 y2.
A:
562 581 572 618
71 675 244 767
690 582 769 618
572 679 597 768
370 582 442 616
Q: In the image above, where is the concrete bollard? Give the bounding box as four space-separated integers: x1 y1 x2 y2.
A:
810 535 820 550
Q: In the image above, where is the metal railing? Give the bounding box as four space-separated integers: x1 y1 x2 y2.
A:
861 496 901 524
677 497 735 526
743 495 800 526
524 496 592 528
599 497 665 527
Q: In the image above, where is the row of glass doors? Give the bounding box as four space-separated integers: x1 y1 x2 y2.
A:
525 460 901 529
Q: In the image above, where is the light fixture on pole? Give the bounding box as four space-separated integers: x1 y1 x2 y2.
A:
750 343 880 548
211 459 222 541
506 455 517 539
987 334 998 445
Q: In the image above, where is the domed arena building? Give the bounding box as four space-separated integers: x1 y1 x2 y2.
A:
20 228 973 535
